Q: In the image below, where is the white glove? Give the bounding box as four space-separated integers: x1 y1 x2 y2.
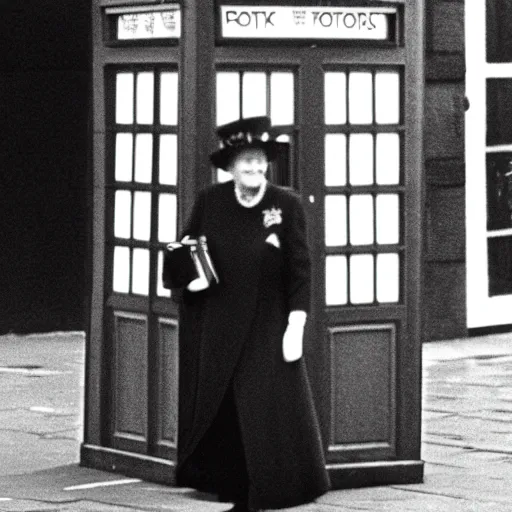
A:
282 311 307 363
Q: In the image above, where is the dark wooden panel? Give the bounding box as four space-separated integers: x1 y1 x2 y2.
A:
329 324 396 462
425 158 465 187
423 262 467 341
431 2 464 54
425 54 465 81
426 186 465 261
113 312 148 451
328 460 423 489
424 83 464 160
81 444 176 485
156 318 179 452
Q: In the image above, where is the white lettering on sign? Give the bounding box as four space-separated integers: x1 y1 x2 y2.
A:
220 6 395 40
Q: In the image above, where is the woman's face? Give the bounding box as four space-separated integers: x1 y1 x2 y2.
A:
230 148 268 190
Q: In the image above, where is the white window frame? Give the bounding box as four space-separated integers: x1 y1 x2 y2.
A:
465 0 512 328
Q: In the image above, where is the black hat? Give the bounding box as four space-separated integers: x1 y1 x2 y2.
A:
210 116 281 170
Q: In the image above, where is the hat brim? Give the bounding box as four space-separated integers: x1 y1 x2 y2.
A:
210 140 281 171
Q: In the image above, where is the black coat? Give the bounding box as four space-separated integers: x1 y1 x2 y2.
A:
176 182 330 509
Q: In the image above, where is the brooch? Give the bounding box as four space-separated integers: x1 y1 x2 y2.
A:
262 207 283 228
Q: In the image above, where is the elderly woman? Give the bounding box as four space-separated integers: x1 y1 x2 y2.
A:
174 116 330 512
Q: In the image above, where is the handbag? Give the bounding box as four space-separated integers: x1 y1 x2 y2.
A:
162 236 219 291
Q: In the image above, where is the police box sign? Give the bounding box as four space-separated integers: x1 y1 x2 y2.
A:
220 5 396 40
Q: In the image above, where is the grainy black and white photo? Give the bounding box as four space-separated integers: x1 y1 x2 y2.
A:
0 1 511 511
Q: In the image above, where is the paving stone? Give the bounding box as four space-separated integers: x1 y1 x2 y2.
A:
0 499 61 512
2 332 512 511
0 432 79 478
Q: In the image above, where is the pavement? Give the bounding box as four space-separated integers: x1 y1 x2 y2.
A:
0 331 512 511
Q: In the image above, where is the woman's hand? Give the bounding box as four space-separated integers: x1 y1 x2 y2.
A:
282 311 307 362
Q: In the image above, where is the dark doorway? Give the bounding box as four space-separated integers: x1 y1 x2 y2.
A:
0 0 91 333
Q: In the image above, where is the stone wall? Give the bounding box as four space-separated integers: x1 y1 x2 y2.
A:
423 0 466 340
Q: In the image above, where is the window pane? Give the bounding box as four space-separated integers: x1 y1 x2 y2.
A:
137 72 154 125
242 72 267 118
113 246 130 293
349 134 374 185
487 79 512 146
134 134 153 183
350 254 374 304
160 72 178 126
325 195 347 246
325 134 347 186
116 73 134 124
158 193 177 242
376 194 400 245
488 236 512 296
132 248 150 295
349 72 373 125
487 0 512 63
115 133 133 182
377 253 400 303
325 72 347 125
376 133 400 185
326 255 348 305
157 251 171 298
159 134 178 185
349 194 374 246
133 191 152 241
217 72 240 126
114 190 132 239
270 72 294 125
375 72 400 125
487 153 512 230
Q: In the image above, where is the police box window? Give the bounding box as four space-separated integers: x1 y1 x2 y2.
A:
104 4 181 43
217 4 399 44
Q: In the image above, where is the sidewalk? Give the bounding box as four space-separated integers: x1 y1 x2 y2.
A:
0 331 511 511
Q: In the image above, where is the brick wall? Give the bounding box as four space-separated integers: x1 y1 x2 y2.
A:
423 0 467 340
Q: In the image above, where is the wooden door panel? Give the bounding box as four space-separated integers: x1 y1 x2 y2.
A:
328 324 397 462
112 311 148 453
155 317 179 456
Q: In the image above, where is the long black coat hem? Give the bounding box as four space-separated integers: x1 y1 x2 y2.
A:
254 486 330 510
173 475 330 511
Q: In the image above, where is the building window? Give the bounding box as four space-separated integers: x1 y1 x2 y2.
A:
488 236 512 296
487 0 512 63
